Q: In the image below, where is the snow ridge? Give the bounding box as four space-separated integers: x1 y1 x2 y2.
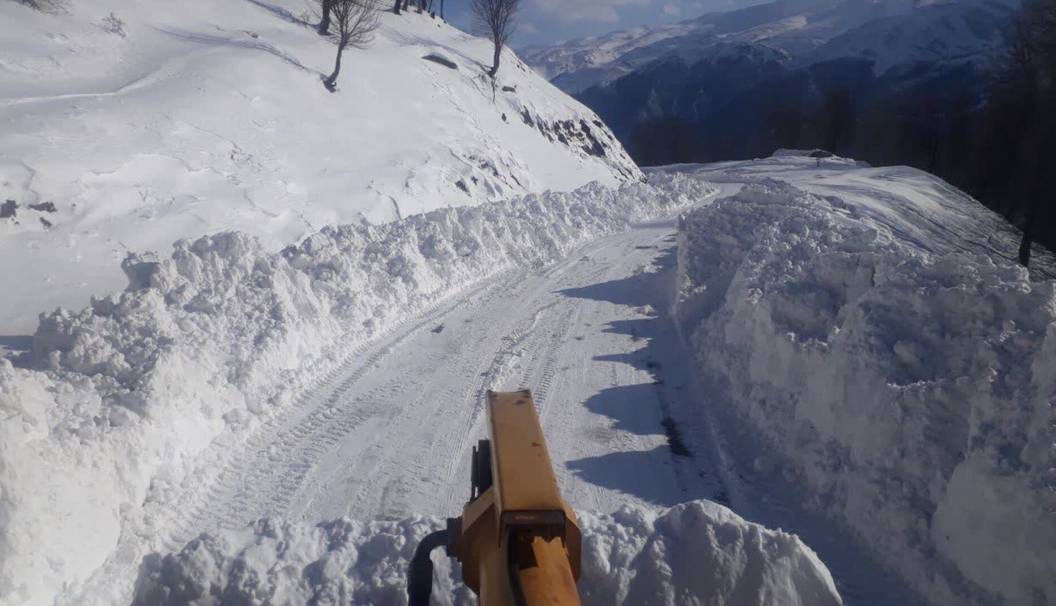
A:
0 174 715 606
130 501 841 606
675 180 1056 605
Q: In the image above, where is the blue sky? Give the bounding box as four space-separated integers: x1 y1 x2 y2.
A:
442 0 759 48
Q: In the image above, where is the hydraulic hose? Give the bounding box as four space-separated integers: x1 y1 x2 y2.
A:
506 530 530 606
407 529 450 606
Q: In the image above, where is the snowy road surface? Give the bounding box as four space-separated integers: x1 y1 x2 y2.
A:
166 219 724 537
145 208 917 606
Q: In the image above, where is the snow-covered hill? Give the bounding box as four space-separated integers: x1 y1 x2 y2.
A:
524 0 1012 94
801 0 1011 74
0 0 639 335
522 0 926 93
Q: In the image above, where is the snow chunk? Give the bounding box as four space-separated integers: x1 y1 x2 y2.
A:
131 501 841 606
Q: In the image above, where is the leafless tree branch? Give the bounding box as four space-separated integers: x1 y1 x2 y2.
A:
323 0 381 91
471 0 520 77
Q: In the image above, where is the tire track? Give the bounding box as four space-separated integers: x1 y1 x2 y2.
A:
160 275 505 543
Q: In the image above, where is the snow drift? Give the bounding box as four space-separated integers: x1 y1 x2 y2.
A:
675 179 1056 605
131 501 841 606
0 173 715 606
0 0 639 334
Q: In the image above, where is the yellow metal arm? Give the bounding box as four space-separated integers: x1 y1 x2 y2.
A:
408 390 582 606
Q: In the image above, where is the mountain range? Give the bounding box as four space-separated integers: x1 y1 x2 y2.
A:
523 0 1016 167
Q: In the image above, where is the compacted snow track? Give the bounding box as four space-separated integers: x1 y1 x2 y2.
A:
174 219 726 537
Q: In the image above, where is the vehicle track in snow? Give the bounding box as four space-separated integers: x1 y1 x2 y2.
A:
167 219 729 536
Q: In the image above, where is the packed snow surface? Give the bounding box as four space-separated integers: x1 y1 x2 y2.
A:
132 502 841 606
0 0 638 334
667 154 1056 605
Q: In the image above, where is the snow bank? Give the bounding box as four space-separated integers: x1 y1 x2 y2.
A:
131 500 841 606
675 180 1056 605
0 173 715 606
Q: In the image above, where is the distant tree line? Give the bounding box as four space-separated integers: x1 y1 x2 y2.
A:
982 0 1056 266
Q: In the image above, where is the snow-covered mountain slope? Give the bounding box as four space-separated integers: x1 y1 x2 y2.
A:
132 502 842 606
519 22 700 94
801 0 1012 74
0 0 639 335
524 0 1011 95
665 152 1056 605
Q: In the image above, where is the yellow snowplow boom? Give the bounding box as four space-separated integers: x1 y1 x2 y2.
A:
407 390 582 606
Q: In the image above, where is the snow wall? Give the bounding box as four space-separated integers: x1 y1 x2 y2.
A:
0 174 716 606
675 180 1056 606
131 501 840 606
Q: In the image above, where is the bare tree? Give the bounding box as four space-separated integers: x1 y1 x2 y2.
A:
992 0 1056 267
323 0 381 92
471 0 520 77
318 0 333 35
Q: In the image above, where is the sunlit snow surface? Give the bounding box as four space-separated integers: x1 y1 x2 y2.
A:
0 0 638 335
665 153 1056 606
0 173 716 606
132 503 840 606
2 3 1053 600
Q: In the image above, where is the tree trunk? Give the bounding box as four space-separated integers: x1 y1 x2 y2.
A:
318 0 332 35
440 0 444 19
325 43 345 91
490 42 501 77
393 0 402 14
1019 199 1036 267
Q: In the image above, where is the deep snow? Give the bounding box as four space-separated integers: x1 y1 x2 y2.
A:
3 8 1053 600
0 173 715 606
669 154 1056 605
3 145 1051 605
132 502 841 606
0 0 638 335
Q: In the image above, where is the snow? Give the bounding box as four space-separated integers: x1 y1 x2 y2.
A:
520 22 699 93
0 173 714 606
523 0 1011 94
131 501 841 606
668 156 1056 605
0 0 639 335
3 6 1051 600
7 146 1052 606
801 0 1012 75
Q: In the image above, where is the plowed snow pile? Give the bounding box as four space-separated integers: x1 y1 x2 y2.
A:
131 502 841 606
0 174 715 606
676 177 1056 605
